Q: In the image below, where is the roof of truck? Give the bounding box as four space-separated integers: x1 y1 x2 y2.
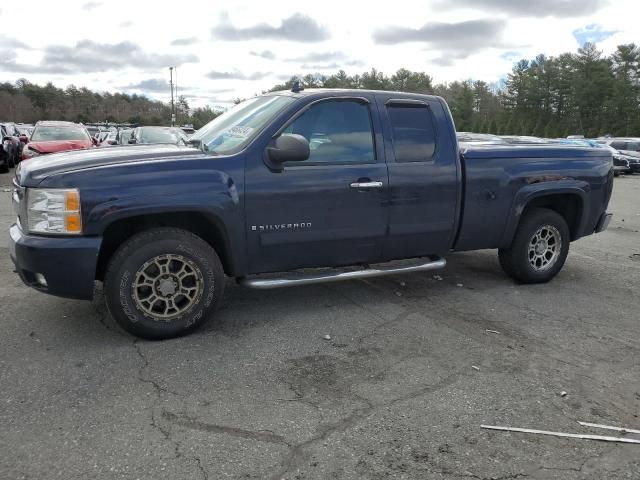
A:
271 88 443 100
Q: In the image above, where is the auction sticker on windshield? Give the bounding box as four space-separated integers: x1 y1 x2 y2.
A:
226 126 253 138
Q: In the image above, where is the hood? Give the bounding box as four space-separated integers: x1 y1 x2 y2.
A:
27 139 93 154
618 149 640 159
16 144 206 186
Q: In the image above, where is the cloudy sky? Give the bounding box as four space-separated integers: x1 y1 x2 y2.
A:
0 0 636 107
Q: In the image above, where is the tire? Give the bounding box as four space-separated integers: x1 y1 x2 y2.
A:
8 153 15 169
104 228 225 340
498 208 570 284
0 162 8 174
614 171 620 177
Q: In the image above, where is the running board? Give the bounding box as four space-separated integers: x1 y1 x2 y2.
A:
240 257 446 289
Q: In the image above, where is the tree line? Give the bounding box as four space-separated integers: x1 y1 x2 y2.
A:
270 42 640 138
1 42 638 137
0 79 219 129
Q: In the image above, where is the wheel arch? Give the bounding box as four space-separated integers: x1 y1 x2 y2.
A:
500 184 588 247
95 211 235 281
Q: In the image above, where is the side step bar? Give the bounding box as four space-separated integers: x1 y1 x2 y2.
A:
240 257 446 290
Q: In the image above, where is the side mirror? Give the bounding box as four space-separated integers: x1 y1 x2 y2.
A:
91 137 99 146
19 134 28 144
266 134 310 170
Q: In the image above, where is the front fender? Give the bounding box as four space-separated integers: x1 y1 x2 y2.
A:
499 180 590 247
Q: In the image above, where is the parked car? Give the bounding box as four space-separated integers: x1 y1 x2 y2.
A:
9 89 614 340
15 124 34 140
0 126 11 173
117 128 133 145
600 138 640 173
500 135 555 145
128 126 188 145
180 124 196 136
96 130 111 144
456 132 506 145
1 122 23 167
85 125 101 138
21 121 96 161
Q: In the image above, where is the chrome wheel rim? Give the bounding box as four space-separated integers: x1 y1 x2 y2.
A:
132 254 204 321
528 225 561 272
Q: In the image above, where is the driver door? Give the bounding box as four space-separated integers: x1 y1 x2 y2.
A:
244 96 389 274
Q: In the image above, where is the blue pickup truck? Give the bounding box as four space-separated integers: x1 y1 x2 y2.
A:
9 88 613 339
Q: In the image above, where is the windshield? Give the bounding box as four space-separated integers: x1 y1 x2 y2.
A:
191 95 295 154
31 125 90 142
139 127 185 145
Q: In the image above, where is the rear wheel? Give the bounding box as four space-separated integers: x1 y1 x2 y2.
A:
499 208 570 284
104 228 225 340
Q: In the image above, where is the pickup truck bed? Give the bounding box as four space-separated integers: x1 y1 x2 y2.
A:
456 144 613 251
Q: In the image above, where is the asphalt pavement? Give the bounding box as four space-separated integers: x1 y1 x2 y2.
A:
1 171 639 479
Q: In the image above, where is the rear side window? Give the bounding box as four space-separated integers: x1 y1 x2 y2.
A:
387 104 436 162
610 141 626 150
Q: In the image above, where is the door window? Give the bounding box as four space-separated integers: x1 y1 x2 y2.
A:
282 100 375 164
387 104 436 162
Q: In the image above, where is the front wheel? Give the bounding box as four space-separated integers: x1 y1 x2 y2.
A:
104 228 225 340
498 208 570 284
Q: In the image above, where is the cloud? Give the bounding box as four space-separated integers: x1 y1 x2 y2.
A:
82 1 102 10
0 35 31 50
0 49 17 64
206 70 270 80
573 24 618 46
500 51 524 61
211 13 330 42
373 19 508 62
121 78 174 93
286 51 347 63
285 52 364 70
0 40 199 74
434 0 608 17
171 37 200 46
250 50 276 60
300 59 365 70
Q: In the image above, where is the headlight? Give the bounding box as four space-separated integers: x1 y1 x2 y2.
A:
26 188 82 235
22 146 40 160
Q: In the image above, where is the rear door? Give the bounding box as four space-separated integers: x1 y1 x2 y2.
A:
375 94 460 258
245 95 389 273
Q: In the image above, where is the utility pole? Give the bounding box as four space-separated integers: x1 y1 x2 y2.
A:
169 66 175 126
175 66 178 126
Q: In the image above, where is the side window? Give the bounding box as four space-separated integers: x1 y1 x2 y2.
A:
283 100 375 164
387 104 436 162
610 141 625 150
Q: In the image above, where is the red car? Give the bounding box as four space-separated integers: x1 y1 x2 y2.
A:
21 121 96 161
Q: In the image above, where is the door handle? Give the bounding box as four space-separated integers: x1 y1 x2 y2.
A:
350 181 383 189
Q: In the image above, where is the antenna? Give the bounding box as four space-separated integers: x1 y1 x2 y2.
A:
291 80 304 93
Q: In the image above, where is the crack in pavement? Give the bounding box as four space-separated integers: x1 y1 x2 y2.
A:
162 410 292 446
133 341 182 397
132 341 209 480
270 370 468 480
